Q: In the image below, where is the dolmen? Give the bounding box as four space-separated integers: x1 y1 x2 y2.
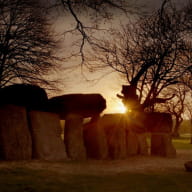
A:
47 94 107 160
0 83 177 161
0 84 67 161
0 84 108 161
145 112 176 158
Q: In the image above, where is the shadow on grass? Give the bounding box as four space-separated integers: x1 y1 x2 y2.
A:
0 167 192 192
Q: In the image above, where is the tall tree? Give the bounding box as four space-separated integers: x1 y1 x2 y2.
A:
0 0 60 88
88 0 192 111
162 85 190 137
51 0 143 64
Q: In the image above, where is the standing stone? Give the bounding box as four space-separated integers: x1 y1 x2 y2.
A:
184 161 192 172
100 114 127 159
64 114 86 160
145 112 172 133
126 131 139 156
0 105 32 160
137 133 148 155
29 111 67 161
151 133 176 157
83 120 108 159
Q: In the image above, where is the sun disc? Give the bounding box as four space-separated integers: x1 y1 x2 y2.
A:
116 101 127 113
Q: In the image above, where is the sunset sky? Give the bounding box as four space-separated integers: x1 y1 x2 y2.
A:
48 0 190 113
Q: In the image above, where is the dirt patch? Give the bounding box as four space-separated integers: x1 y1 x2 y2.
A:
0 150 191 175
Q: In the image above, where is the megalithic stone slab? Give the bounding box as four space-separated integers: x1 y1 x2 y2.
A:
126 131 139 156
184 161 192 172
100 114 127 159
0 105 32 160
151 133 176 157
83 120 108 159
29 111 67 161
137 133 149 155
64 114 86 160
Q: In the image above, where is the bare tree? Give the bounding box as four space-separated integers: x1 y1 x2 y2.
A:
185 102 192 144
162 85 190 137
88 0 192 111
0 0 60 88
50 0 145 65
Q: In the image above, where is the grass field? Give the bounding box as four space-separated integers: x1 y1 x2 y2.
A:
0 167 192 192
0 137 191 192
173 136 192 150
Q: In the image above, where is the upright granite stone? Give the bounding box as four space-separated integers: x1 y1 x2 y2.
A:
184 161 192 172
83 120 108 159
126 131 139 156
100 114 127 159
151 133 176 157
29 111 67 160
0 105 32 160
145 112 172 133
137 133 149 155
64 114 86 160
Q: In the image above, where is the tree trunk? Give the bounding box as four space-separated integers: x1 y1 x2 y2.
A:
190 119 192 144
172 119 182 138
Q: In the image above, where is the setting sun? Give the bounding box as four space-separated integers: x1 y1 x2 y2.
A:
115 101 127 113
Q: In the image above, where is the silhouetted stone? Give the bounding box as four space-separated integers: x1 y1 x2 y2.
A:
0 105 32 160
83 120 108 159
184 161 192 172
100 114 127 159
64 114 86 160
151 133 176 157
137 133 149 155
0 84 48 111
126 131 139 156
29 111 67 160
47 94 106 119
145 112 172 133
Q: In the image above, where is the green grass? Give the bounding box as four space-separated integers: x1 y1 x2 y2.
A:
173 137 192 150
0 167 192 192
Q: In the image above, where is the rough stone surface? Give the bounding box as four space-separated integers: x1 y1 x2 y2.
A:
64 114 86 160
100 114 127 159
184 161 192 172
83 120 108 159
47 94 106 119
145 112 172 133
29 111 67 161
0 84 48 111
0 105 32 160
126 131 139 156
137 133 149 155
151 133 176 157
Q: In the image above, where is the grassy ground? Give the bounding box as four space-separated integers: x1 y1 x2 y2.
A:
0 167 192 192
0 137 191 192
173 136 192 150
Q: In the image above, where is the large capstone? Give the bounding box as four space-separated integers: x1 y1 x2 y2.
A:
0 84 48 111
47 94 106 119
145 112 172 133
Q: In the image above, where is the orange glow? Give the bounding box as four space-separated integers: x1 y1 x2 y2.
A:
114 101 127 113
